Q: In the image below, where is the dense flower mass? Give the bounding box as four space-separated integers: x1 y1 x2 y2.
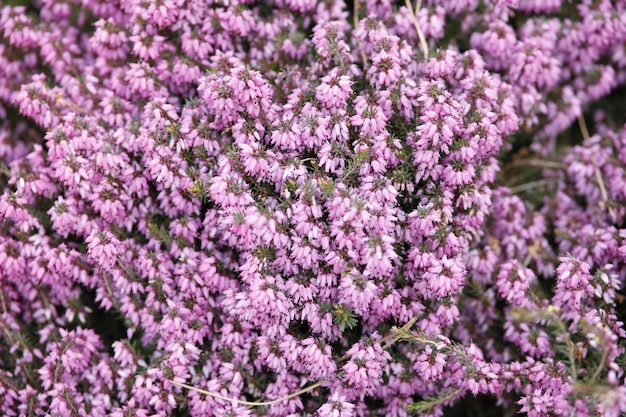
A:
1 0 626 416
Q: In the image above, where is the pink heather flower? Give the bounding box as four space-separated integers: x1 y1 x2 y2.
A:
208 170 255 208
412 345 447 383
470 21 517 71
342 337 391 394
198 76 239 127
49 197 90 237
144 0 182 28
442 160 475 187
596 386 626 417
299 104 330 150
362 233 397 278
301 301 338 338
85 230 120 271
290 236 320 269
553 257 596 320
592 266 621 305
284 0 317 13
518 389 553 417
508 42 561 90
90 18 129 60
395 5 446 41
419 256 466 300
316 393 355 417
130 30 170 61
0 193 41 233
579 65 617 101
124 63 158 99
517 0 563 13
0 7 39 48
281 32 309 60
504 319 553 357
495 260 536 308
425 49 459 78
90 185 127 224
0 239 27 277
223 275 293 337
350 93 388 137
271 111 303 150
219 5 256 37
354 15 388 49
315 69 353 110
311 20 352 65
226 66 273 120
214 403 253 417
367 49 402 88
263 371 304 415
279 333 304 373
370 289 402 319
301 337 337 379
256 335 287 371
15 79 60 129
536 85 582 145
338 269 378 316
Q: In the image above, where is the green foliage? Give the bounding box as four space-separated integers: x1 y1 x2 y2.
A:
332 304 358 331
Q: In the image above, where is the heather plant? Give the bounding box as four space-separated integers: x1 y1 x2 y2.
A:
1 1 626 417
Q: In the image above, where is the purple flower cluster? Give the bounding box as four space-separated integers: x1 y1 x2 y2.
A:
1 0 626 416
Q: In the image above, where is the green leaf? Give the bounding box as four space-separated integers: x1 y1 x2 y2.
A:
332 304 358 331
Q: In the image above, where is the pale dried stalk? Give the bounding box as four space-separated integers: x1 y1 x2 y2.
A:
354 0 368 65
169 380 323 407
405 0 429 60
169 316 419 407
509 178 555 194
577 116 616 221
